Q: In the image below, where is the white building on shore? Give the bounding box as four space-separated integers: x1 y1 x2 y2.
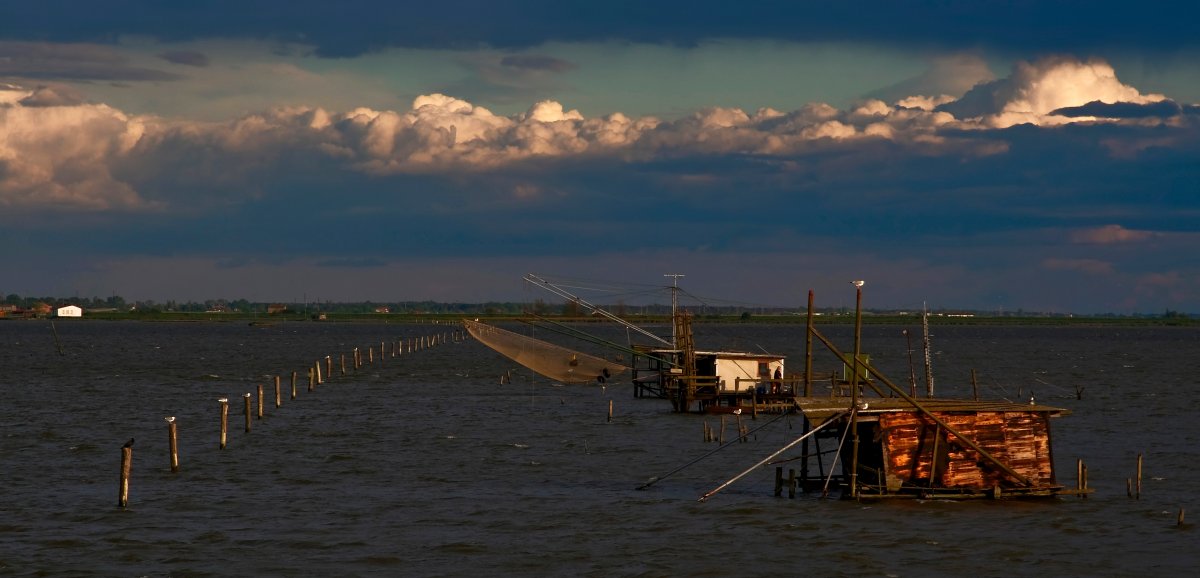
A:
56 305 83 318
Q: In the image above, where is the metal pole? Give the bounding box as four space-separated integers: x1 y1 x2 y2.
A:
849 281 864 498
805 289 814 397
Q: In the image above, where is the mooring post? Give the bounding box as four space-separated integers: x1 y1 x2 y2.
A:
256 385 264 419
607 399 613 423
291 371 298 399
774 466 783 497
165 416 179 473
326 355 333 380
341 353 347 376
118 439 133 508
1077 459 1084 498
971 369 979 401
1178 508 1186 527
243 393 252 433
218 398 229 449
788 469 797 499
315 359 322 385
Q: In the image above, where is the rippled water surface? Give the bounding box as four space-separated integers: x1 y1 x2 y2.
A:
1 320 1197 576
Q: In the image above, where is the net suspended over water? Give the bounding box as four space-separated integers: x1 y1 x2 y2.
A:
464 319 627 384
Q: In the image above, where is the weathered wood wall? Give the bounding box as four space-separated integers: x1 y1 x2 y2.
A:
879 411 1055 490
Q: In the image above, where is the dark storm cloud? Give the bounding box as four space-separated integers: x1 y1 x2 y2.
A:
1050 99 1195 119
0 41 181 81
499 55 575 73
3 1 1196 57
158 50 210 67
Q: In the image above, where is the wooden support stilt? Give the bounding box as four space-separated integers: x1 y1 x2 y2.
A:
274 375 282 408
291 371 298 400
774 466 783 497
256 385 264 419
607 400 613 423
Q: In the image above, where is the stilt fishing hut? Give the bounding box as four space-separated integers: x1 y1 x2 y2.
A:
784 283 1075 500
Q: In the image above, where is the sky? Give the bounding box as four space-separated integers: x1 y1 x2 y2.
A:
1 0 1198 314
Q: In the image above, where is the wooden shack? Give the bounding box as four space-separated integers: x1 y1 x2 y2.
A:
794 398 1069 499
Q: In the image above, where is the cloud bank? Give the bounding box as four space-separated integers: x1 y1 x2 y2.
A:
2 55 1197 313
2 56 1188 212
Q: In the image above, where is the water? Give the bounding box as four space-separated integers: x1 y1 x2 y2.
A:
2 320 1197 576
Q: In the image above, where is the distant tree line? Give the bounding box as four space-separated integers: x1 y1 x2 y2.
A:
2 292 1195 319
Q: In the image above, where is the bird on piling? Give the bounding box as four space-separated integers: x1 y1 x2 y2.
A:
123 438 135 448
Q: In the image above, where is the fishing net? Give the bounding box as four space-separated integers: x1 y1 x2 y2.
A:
464 319 627 384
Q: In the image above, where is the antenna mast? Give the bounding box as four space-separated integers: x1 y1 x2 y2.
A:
664 274 685 349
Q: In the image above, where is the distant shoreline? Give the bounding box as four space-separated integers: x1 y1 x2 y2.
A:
10 311 1195 327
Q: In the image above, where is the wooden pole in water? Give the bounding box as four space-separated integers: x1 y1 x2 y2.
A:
971 369 979 401
315 359 323 385
243 393 252 433
1077 459 1084 498
607 400 613 422
256 385 264 419
326 356 333 380
1137 453 1143 499
1178 508 1186 526
218 398 229 449
274 375 282 408
341 354 346 376
291 371 298 399
1083 461 1088 498
165 417 179 473
118 439 133 508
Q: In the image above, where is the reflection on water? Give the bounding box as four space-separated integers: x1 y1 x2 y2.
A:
1 320 1197 576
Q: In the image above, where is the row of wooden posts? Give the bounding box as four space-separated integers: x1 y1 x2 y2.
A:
702 415 750 444
117 330 465 508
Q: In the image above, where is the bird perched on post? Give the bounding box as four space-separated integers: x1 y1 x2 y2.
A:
123 438 135 448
